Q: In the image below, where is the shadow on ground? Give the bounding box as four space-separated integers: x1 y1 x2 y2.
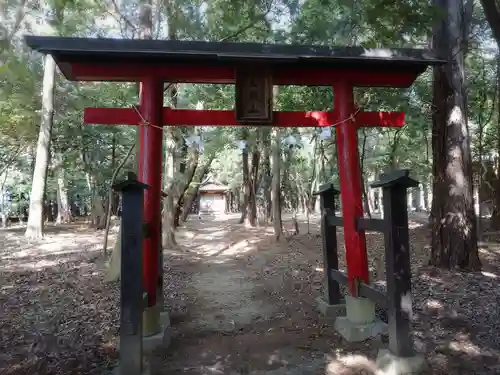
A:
159 214 500 375
1 215 500 375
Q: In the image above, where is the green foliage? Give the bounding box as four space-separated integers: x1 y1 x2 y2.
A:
0 0 497 211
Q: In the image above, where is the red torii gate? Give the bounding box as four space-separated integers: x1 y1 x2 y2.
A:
25 36 439 337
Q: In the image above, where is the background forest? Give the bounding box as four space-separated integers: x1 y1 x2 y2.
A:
4 1 500 375
1 0 500 269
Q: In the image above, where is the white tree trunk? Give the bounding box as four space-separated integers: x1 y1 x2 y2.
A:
25 54 56 238
415 183 425 211
367 173 375 214
162 128 177 248
407 188 414 212
55 155 71 224
377 188 384 218
426 173 433 211
0 171 8 228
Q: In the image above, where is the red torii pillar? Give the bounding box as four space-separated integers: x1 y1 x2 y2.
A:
334 82 369 292
85 93 404 299
136 78 164 335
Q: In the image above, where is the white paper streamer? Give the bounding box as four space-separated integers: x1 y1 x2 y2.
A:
184 135 204 152
234 140 248 150
282 135 303 148
319 127 332 140
282 135 297 146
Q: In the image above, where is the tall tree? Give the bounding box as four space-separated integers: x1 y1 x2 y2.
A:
162 0 179 247
271 127 282 239
479 1 500 228
25 0 69 238
430 0 481 269
25 52 56 238
480 1 500 43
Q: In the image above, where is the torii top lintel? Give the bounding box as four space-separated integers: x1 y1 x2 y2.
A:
24 36 443 87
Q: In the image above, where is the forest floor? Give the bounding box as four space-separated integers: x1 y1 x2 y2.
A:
1 213 500 375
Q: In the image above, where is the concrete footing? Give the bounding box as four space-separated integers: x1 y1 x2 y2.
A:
114 310 171 375
315 297 346 317
143 311 171 353
375 349 427 375
334 295 387 342
142 305 161 337
116 310 171 354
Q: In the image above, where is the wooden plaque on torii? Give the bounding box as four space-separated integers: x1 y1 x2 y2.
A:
235 66 273 124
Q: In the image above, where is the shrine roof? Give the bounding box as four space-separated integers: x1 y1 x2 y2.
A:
24 35 444 86
199 183 229 192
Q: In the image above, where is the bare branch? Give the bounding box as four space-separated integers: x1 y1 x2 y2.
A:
219 5 272 42
109 0 138 38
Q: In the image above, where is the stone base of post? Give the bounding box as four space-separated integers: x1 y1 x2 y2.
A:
315 296 346 318
334 295 387 342
115 309 170 375
142 305 161 337
376 349 427 375
142 307 171 353
117 309 171 354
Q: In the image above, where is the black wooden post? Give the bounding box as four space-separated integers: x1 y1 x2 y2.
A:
113 172 150 375
372 169 418 357
314 183 342 305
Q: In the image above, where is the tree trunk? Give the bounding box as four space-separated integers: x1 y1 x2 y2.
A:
377 184 383 218
180 156 214 222
318 140 327 183
174 147 199 227
93 195 106 229
423 181 430 211
271 128 282 240
491 55 500 228
25 54 56 238
282 147 292 211
415 183 425 211
162 0 180 248
307 138 319 214
107 0 155 283
262 129 272 223
103 143 136 254
1 170 8 228
430 0 481 270
163 125 177 247
360 128 371 217
479 1 500 47
239 144 250 224
246 146 260 227
407 188 414 212
55 154 71 224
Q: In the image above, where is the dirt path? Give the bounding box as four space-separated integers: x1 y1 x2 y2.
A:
158 215 383 375
2 215 500 375
157 214 500 375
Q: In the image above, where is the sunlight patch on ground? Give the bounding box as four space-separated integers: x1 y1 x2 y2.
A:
222 239 256 256
204 229 231 239
448 335 482 356
481 271 498 278
326 353 377 375
267 351 289 366
408 222 425 229
176 229 197 239
426 299 443 309
4 258 62 271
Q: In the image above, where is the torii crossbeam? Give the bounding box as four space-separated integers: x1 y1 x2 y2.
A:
25 36 441 347
83 107 405 128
